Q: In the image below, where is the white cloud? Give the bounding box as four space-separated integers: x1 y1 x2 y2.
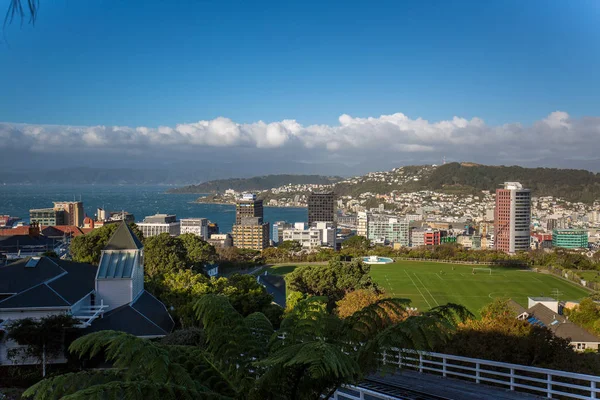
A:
1 111 599 166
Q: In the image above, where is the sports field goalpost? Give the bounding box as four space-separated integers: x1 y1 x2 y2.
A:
472 268 492 275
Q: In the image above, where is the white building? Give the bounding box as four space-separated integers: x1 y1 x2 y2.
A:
314 221 336 248
367 216 409 246
283 227 322 250
180 218 209 240
357 212 369 237
137 214 180 237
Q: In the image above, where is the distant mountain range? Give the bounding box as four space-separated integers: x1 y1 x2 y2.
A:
167 175 343 194
170 162 600 204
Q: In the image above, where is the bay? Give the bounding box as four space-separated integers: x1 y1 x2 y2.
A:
0 184 307 235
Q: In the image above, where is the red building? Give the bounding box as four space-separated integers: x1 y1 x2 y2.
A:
424 230 441 246
494 182 531 254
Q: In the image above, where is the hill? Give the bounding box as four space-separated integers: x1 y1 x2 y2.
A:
332 162 600 203
167 174 343 194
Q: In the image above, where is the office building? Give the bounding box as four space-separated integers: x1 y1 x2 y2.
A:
137 214 180 237
232 194 269 250
236 193 263 225
283 227 322 250
367 217 409 246
494 182 531 254
357 212 369 237
308 191 335 225
208 222 219 236
314 221 336 248
273 221 294 244
30 208 66 226
53 201 85 227
232 221 270 251
552 229 589 249
180 218 209 240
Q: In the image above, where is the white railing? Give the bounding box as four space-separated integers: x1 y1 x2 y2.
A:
378 349 600 399
332 385 399 400
73 300 108 328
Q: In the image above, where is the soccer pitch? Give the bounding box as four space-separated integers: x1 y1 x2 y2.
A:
369 261 592 316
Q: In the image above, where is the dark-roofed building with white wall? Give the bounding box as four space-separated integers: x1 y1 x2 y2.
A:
0 222 174 366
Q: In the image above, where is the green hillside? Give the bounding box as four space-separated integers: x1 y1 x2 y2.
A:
168 174 343 194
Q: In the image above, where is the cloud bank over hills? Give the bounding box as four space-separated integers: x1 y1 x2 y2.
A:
2 111 599 177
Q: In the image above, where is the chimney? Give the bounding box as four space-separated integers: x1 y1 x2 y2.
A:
28 221 40 237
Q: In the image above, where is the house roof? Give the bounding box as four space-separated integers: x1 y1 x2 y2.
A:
0 284 70 309
103 223 143 251
0 257 97 309
529 297 556 302
0 226 87 238
526 303 600 343
507 299 527 316
0 235 57 250
258 274 286 308
86 290 174 337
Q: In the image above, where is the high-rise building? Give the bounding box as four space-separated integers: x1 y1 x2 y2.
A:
367 217 409 246
232 194 269 250
272 221 294 244
232 220 270 251
53 201 85 227
494 182 531 254
308 191 335 225
236 193 263 225
180 218 209 240
552 229 588 249
357 212 369 237
30 208 66 226
137 214 180 237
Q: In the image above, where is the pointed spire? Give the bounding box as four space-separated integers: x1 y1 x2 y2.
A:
104 222 143 251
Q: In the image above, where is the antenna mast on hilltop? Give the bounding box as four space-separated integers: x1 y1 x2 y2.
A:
442 156 446 165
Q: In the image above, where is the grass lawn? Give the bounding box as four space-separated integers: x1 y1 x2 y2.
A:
370 261 591 315
575 270 600 284
262 261 592 316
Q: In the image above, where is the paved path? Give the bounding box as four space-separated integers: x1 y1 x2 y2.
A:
364 370 544 400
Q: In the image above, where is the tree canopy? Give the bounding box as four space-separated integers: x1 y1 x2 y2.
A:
70 223 144 264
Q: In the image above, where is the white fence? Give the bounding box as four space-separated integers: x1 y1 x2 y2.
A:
374 349 600 399
333 385 399 400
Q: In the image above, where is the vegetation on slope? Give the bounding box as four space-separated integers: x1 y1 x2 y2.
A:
168 174 343 194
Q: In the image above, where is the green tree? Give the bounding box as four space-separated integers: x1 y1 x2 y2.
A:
178 233 217 270
7 315 78 377
286 259 378 306
70 223 144 264
23 295 471 399
341 236 371 252
144 233 188 278
278 240 302 252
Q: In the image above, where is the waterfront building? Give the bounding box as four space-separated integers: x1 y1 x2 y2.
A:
308 191 335 225
137 214 180 237
53 201 85 227
30 208 66 226
235 193 263 225
494 182 531 254
180 218 209 240
552 229 589 249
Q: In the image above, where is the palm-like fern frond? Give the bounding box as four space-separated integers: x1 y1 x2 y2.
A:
345 298 412 342
22 370 124 400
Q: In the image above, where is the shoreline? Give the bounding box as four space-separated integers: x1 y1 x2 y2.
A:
193 199 307 209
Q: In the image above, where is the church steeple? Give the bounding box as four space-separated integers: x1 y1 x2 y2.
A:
104 222 143 251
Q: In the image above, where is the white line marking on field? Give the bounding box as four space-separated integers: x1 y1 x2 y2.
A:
415 273 439 306
404 270 432 309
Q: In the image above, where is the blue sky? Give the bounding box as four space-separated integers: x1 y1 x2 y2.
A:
0 0 599 175
1 0 598 127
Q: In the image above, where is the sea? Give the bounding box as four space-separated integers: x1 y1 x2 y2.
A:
0 184 307 234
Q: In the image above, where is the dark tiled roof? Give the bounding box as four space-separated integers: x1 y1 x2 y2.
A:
104 223 143 251
0 283 70 309
132 291 175 334
47 259 98 304
0 257 64 294
0 257 97 308
87 292 173 337
0 235 57 250
258 274 286 308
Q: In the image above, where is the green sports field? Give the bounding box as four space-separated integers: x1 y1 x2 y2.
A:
265 261 592 316
369 261 591 315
